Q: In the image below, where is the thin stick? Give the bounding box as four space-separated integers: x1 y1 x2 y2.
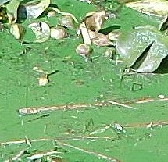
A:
18 104 92 115
107 100 133 109
0 136 117 146
58 141 121 162
18 100 133 115
5 150 26 162
27 150 62 161
129 97 168 104
124 120 168 128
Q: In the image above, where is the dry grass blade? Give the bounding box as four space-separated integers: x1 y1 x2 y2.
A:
5 150 26 162
58 141 121 162
126 97 168 104
124 120 168 128
27 151 62 161
18 103 92 115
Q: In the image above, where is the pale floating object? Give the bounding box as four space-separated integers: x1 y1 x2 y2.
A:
79 22 92 44
76 44 92 56
18 0 50 19
59 15 75 29
38 75 48 86
28 22 50 43
79 0 92 3
88 29 96 39
92 33 112 46
158 94 165 99
113 122 126 133
84 10 106 31
126 0 168 16
104 48 113 57
47 11 56 18
50 27 66 39
108 30 120 41
10 23 23 39
76 44 92 61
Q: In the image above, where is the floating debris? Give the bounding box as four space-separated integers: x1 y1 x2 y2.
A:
50 27 66 39
84 11 106 32
10 23 23 39
38 74 49 86
116 25 168 72
76 43 92 61
18 0 50 19
28 21 50 43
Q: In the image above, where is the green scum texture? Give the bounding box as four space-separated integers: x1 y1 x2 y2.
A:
0 0 168 161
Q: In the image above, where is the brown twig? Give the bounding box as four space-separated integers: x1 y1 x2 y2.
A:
127 97 168 104
17 96 168 115
124 120 168 128
18 100 133 115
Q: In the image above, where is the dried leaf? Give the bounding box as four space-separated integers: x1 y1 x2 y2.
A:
84 10 106 31
126 0 168 16
92 33 111 46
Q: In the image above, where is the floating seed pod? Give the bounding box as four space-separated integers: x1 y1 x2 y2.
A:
10 23 23 39
50 27 66 39
76 44 92 61
38 74 48 86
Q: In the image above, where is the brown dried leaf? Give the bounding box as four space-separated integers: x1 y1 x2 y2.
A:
84 10 106 31
92 33 111 46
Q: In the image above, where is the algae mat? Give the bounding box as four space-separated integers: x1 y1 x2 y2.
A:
1 0 168 161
